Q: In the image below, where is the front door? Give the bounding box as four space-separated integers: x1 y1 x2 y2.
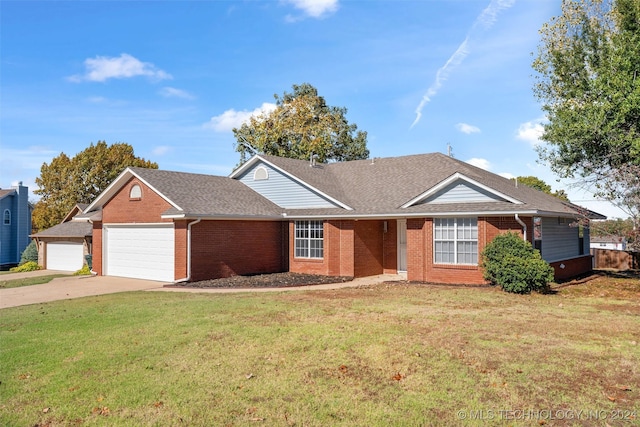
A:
397 219 407 272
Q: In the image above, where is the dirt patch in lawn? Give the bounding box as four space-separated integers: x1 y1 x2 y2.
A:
171 272 353 289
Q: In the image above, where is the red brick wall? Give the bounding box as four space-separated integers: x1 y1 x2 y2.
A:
484 216 531 245
354 220 384 277
406 216 534 285
174 220 188 280
290 220 356 277
92 221 103 275
383 220 398 274
550 256 593 281
190 220 286 281
328 220 355 277
406 218 426 281
101 177 173 224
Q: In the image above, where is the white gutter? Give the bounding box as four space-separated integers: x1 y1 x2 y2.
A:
175 218 202 283
514 214 527 241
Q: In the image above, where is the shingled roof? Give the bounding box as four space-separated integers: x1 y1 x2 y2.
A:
255 153 603 218
31 221 92 238
86 167 283 219
85 153 605 220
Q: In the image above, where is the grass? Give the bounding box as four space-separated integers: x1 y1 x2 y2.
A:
0 274 70 289
1 275 639 426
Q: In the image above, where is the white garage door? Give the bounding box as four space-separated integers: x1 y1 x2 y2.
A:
104 224 175 282
47 242 84 271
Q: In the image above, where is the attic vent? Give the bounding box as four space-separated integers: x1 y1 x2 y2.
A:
129 184 142 199
253 166 269 181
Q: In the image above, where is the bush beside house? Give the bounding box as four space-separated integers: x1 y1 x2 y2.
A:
481 232 554 294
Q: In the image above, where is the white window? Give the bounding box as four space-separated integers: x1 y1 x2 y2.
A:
3 209 10 225
129 184 142 199
434 218 478 264
295 220 324 259
253 166 269 181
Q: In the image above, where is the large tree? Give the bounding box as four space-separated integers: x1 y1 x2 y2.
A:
232 83 369 165
533 0 640 224
515 176 570 201
32 141 157 231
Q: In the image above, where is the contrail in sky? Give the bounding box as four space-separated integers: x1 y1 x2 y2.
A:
411 0 516 129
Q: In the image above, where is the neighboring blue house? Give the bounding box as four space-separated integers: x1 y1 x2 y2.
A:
0 182 32 268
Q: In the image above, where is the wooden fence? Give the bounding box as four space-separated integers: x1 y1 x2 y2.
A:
591 248 640 270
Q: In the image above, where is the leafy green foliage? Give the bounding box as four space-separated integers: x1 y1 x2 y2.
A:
19 240 38 265
533 0 640 224
10 261 41 273
481 232 555 294
73 265 91 276
233 83 369 165
515 176 570 201
33 141 157 231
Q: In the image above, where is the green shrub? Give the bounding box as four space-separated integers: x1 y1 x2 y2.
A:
19 240 39 265
10 261 41 272
481 232 554 294
73 265 92 276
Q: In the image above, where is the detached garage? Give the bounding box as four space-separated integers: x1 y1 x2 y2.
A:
103 224 174 282
31 221 92 272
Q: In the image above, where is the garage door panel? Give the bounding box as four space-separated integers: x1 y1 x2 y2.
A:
105 225 174 282
47 242 84 271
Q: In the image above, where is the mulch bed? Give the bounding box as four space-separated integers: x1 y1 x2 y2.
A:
170 272 353 289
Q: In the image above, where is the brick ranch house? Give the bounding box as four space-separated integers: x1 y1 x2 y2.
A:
81 153 604 284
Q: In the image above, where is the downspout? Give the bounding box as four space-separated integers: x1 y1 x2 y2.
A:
88 218 97 275
514 214 527 242
175 218 201 283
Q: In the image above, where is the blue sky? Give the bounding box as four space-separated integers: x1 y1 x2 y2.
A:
0 0 628 218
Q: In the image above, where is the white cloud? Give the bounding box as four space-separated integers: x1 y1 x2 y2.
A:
516 121 544 146
205 102 277 132
159 87 195 100
498 172 516 179
456 123 481 134
466 157 491 170
283 0 339 19
152 146 172 156
69 53 172 83
411 0 515 128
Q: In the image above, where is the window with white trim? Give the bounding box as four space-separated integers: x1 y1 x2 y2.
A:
295 220 324 258
3 209 10 225
434 218 478 264
129 184 142 199
253 166 269 180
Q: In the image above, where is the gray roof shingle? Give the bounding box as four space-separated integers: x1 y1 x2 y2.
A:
31 221 92 238
261 153 601 218
129 167 283 218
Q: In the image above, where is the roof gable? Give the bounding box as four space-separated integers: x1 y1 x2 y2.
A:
86 167 283 219
231 156 352 210
86 168 181 213
401 173 523 208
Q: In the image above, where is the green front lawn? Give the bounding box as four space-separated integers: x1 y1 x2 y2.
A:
1 276 638 426
0 274 70 289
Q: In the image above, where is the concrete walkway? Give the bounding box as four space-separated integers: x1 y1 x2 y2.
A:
0 271 405 309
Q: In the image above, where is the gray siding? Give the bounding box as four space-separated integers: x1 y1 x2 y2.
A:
540 217 580 262
420 181 505 205
237 162 339 209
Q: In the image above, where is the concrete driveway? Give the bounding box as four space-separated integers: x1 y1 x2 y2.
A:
1 271 405 309
0 272 165 309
